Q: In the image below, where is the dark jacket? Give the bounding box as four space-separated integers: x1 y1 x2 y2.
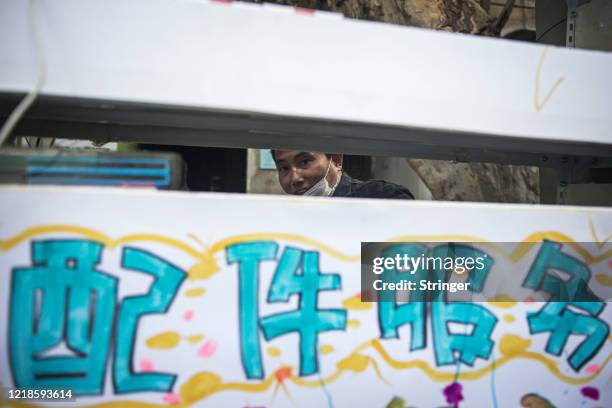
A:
332 172 414 200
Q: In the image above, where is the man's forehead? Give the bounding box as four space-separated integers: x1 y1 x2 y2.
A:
274 150 321 162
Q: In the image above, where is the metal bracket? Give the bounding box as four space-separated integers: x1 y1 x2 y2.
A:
556 156 572 204
554 155 605 204
565 0 593 47
566 8 578 47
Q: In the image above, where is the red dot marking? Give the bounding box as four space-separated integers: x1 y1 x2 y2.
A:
275 366 292 382
295 7 315 15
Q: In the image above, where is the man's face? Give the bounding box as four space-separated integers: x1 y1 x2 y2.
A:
274 151 334 195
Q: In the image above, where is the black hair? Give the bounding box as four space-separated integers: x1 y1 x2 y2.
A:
270 150 332 163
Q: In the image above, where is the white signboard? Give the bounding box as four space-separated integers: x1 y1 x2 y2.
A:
1 0 612 151
0 186 610 407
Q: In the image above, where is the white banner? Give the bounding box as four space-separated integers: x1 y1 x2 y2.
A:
1 186 610 407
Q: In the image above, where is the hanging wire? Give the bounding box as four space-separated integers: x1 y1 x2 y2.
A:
536 18 567 42
0 0 47 146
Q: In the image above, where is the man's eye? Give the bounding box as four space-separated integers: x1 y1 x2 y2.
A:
299 159 311 167
278 166 289 172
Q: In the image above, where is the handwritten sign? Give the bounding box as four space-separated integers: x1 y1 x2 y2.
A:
1 186 610 407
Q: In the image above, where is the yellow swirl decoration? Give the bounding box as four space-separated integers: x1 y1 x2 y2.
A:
0 226 360 279
1 224 610 280
3 335 610 408
98 341 612 405
388 231 611 265
595 274 612 287
183 288 206 297
145 331 181 350
0 225 203 258
1 224 610 408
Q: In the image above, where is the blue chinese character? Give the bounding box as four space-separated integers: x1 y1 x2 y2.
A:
227 242 346 378
227 241 278 379
10 240 117 395
430 244 497 366
528 301 609 371
113 247 186 393
431 302 497 366
523 240 599 302
261 248 347 376
10 240 186 395
377 243 427 351
440 243 493 293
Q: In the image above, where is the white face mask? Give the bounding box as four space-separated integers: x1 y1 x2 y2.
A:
302 160 338 197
